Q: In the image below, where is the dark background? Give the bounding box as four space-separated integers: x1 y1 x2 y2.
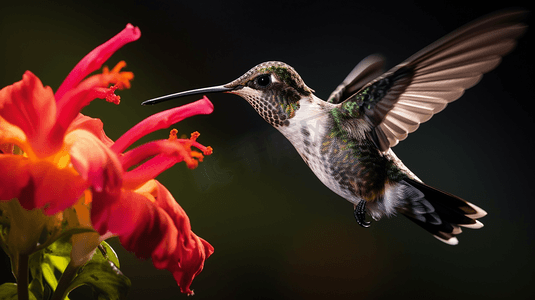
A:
1 0 534 299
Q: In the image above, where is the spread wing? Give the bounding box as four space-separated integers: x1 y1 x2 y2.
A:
336 9 528 152
327 54 385 104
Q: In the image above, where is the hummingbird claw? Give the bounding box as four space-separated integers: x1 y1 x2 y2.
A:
354 200 372 228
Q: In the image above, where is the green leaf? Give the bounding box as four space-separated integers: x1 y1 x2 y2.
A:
93 241 120 268
42 240 71 292
28 252 45 300
35 227 96 253
0 283 38 300
34 226 97 300
0 283 18 300
22 234 130 300
66 242 130 300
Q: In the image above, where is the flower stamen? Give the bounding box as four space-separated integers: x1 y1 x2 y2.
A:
169 129 178 140
105 85 121 104
101 61 133 89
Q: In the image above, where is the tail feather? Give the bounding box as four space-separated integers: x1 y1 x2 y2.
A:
397 178 487 245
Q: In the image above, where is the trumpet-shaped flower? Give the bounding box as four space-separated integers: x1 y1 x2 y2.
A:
0 24 214 295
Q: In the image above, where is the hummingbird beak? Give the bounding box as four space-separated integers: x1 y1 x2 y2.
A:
141 85 237 105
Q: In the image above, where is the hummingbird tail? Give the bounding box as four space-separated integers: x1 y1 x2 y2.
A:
397 178 487 245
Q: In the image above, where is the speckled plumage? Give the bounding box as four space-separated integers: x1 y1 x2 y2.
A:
276 94 412 220
223 62 312 127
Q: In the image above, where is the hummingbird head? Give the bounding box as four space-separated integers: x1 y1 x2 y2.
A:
142 61 314 127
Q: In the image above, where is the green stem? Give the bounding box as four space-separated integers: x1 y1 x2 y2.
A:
50 261 80 300
17 253 29 300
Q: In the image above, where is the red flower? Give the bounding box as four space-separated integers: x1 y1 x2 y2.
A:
0 24 214 294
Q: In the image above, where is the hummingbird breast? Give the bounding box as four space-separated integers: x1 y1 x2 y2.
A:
277 97 407 210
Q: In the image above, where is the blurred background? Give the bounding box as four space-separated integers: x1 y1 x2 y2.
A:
1 0 534 299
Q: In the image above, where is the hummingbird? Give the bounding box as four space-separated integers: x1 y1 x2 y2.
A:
142 10 527 245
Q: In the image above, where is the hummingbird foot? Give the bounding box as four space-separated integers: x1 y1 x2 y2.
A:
354 200 372 228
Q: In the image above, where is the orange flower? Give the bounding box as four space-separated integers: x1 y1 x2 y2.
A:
0 24 214 295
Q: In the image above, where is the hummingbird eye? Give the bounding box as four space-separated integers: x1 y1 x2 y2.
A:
255 75 272 87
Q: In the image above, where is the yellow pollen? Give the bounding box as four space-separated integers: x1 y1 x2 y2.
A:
56 153 71 169
46 149 71 169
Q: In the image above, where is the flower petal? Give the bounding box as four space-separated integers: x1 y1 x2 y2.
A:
120 139 196 189
52 25 140 139
123 153 178 190
148 181 214 295
66 129 122 194
0 116 27 150
68 114 114 147
0 71 60 157
55 24 141 102
0 155 31 201
17 160 87 215
55 67 135 134
91 186 177 259
91 180 213 295
111 96 214 154
171 234 213 295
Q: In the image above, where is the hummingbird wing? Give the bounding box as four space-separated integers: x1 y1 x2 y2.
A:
337 9 528 152
327 54 385 104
